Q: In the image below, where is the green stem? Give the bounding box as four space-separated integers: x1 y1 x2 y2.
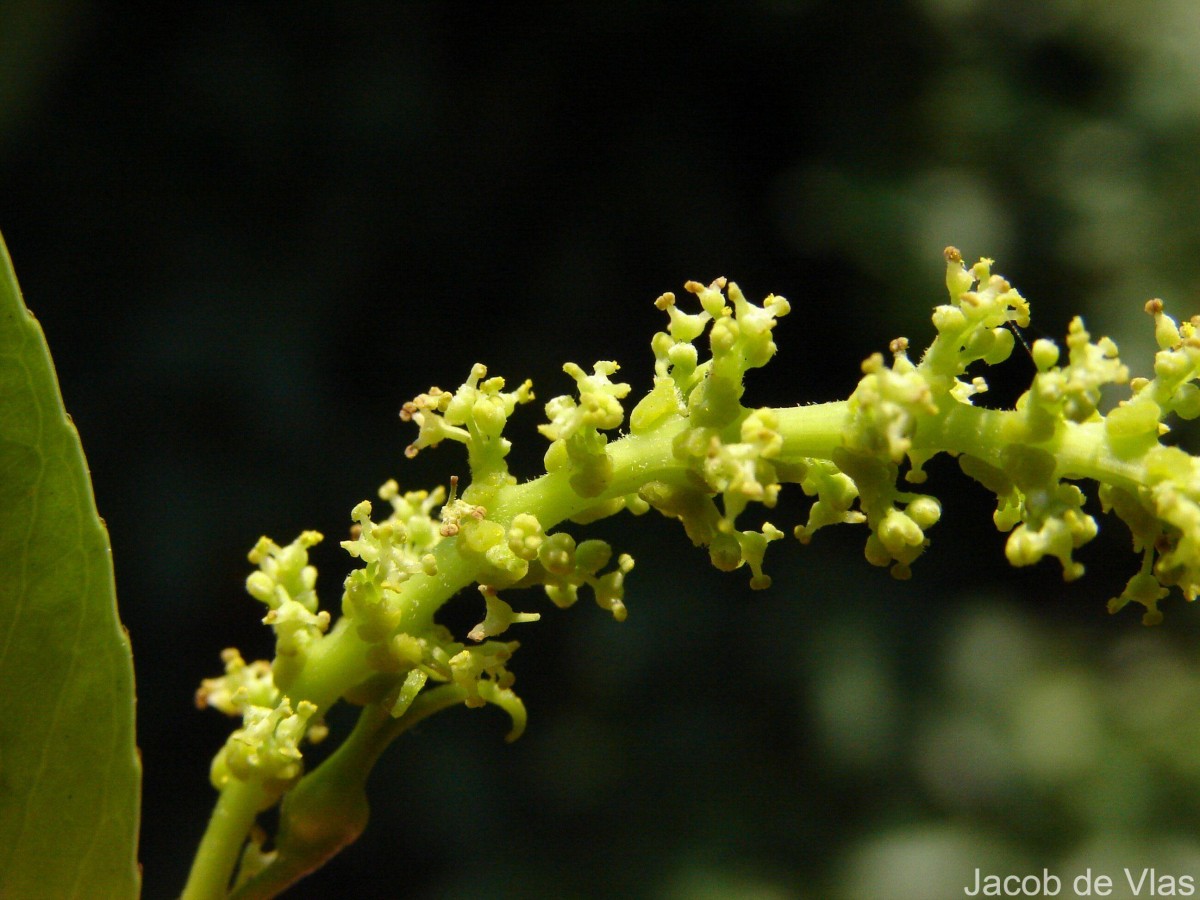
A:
915 400 1151 496
226 685 485 900
773 400 851 460
181 778 275 900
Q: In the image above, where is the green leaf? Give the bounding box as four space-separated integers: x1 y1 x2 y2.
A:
0 232 141 897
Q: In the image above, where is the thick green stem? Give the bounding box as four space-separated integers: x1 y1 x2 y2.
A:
773 401 851 460
182 778 275 900
222 685 508 899
912 399 1151 496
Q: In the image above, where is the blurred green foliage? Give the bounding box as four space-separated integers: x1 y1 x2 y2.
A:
5 1 1200 896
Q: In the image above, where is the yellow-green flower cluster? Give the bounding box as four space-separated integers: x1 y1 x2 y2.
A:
198 646 324 802
630 278 791 438
1098 301 1200 623
195 648 275 716
340 482 443 642
210 697 320 802
857 249 1200 623
329 479 542 722
400 362 534 476
244 531 331 688
793 460 866 541
195 248 1200 897
351 621 527 738
202 253 1200 778
540 360 631 497
631 278 797 587
510 530 635 618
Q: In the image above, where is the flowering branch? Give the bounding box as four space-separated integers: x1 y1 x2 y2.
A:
182 249 1200 898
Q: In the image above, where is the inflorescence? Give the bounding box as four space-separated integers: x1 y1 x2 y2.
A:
196 249 1200 889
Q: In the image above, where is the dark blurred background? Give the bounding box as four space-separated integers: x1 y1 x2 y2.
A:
6 2 1200 898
